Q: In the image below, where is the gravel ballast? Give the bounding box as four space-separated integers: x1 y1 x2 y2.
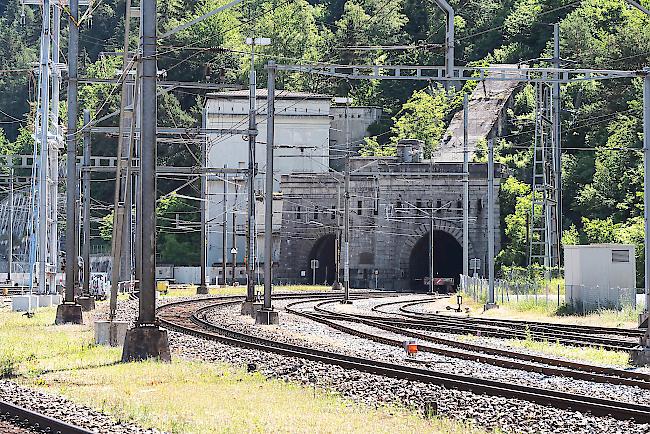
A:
100 294 650 434
0 380 160 434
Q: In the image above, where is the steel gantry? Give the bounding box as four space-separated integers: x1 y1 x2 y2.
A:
528 81 560 276
20 0 77 298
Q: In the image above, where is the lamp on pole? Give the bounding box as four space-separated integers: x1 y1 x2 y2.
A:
255 61 279 325
243 37 270 312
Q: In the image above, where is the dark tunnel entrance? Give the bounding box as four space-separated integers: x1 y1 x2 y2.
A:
307 234 337 285
409 230 462 292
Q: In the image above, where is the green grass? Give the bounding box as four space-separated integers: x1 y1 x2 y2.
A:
455 294 637 367
0 305 484 433
458 332 631 367
0 307 121 379
460 291 642 328
504 335 631 367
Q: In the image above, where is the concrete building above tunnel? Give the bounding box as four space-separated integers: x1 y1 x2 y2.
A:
278 152 505 291
204 90 382 278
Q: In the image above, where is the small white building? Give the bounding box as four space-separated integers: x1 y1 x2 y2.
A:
564 244 636 311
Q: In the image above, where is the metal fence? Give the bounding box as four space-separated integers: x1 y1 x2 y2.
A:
460 274 640 312
460 274 565 306
565 284 637 313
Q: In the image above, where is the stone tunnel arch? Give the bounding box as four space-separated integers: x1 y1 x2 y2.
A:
307 233 337 284
409 230 463 292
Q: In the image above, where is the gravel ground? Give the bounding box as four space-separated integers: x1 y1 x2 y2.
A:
202 296 650 406
365 296 650 372
0 419 37 434
0 380 160 434
101 295 650 434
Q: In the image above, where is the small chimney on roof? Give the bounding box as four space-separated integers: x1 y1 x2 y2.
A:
396 139 425 163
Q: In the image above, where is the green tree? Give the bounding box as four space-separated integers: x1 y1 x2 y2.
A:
390 87 449 156
100 194 200 265
497 177 532 267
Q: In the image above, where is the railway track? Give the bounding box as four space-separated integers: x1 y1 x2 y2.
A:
370 298 640 351
157 294 650 423
288 299 650 388
398 299 646 338
0 399 93 434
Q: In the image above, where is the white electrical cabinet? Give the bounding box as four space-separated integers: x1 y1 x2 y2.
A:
564 244 636 311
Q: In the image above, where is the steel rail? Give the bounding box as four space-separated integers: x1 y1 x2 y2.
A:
389 317 636 352
297 299 650 387
369 299 637 351
157 295 650 424
397 299 645 337
0 399 94 434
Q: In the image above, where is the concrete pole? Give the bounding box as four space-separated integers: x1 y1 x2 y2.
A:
643 68 650 340
123 0 134 287
245 43 257 302
433 0 454 88
122 0 171 363
123 80 138 285
7 160 13 283
553 23 562 269
109 0 134 305
50 6 61 293
138 0 157 325
429 213 434 294
462 94 469 278
65 0 79 302
55 0 84 323
253 61 279 324
334 183 341 289
120 172 133 284
445 4 454 83
342 103 351 304
134 114 142 290
222 167 228 286
37 0 51 295
197 109 208 294
82 110 91 296
231 185 237 285
260 61 276 317
631 69 650 363
486 138 496 307
343 169 351 302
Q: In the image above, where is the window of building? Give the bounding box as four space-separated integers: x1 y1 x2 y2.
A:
436 200 442 213
314 206 319 220
416 200 422 215
357 200 363 216
332 205 336 219
296 206 301 220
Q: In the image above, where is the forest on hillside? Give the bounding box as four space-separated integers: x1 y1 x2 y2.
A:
0 0 649 279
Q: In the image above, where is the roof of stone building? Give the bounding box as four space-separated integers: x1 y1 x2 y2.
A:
207 89 331 100
431 65 521 163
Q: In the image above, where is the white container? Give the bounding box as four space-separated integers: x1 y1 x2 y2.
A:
564 244 636 310
37 295 52 307
12 295 38 312
51 294 62 305
94 320 129 347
